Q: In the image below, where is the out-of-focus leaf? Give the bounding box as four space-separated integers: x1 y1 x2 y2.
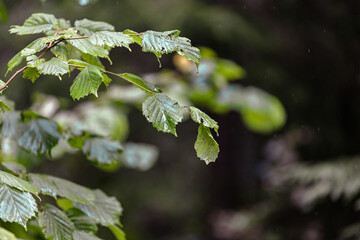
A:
38 204 75 240
18 118 61 155
9 13 57 35
142 93 184 136
57 199 74 211
70 66 103 100
0 184 38 229
37 58 69 79
1 112 20 138
65 208 97 233
189 106 219 135
194 124 219 164
0 170 38 194
73 189 122 226
73 230 102 240
1 162 26 174
121 142 158 171
0 0 8 23
29 174 95 204
109 225 126 240
89 31 133 49
0 227 16 240
215 59 246 81
75 19 114 36
82 138 122 165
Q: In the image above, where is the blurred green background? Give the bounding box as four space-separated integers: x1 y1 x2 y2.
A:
1 0 360 239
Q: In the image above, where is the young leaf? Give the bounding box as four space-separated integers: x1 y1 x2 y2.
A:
189 106 219 135
70 65 103 100
1 111 20 138
0 170 38 195
18 118 62 155
89 31 133 49
120 73 161 93
23 67 40 83
73 230 102 240
101 74 112 86
81 53 104 69
73 189 122 226
9 13 57 35
37 57 69 79
108 225 126 240
82 138 122 165
141 30 200 67
0 184 38 230
75 19 115 36
26 55 46 68
142 93 184 136
121 142 159 171
29 174 95 204
67 37 109 59
123 29 142 45
6 52 24 75
38 204 75 240
51 42 69 61
194 124 219 164
0 101 10 113
0 227 17 240
65 208 98 233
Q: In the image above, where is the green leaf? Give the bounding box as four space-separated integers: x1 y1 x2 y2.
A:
9 13 57 35
0 170 38 194
70 66 103 100
51 42 69 61
82 138 122 165
101 74 112 87
109 225 126 240
26 55 46 68
18 118 62 155
1 162 26 174
22 37 48 56
29 174 95 204
0 101 10 113
68 37 109 58
37 57 69 79
23 67 40 83
81 53 104 69
141 30 200 67
142 93 184 136
38 204 75 240
123 29 142 45
73 189 122 226
0 184 38 229
1 111 20 138
0 0 8 23
57 199 74 211
75 19 115 36
73 231 102 240
120 73 160 93
65 208 97 233
121 142 158 171
194 124 219 164
6 52 24 75
189 106 219 135
0 227 16 240
89 31 133 50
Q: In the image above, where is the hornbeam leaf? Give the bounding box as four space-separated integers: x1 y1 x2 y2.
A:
9 13 57 35
141 30 200 67
65 208 98 233
73 189 122 226
70 66 103 100
0 227 17 240
6 52 24 75
0 170 38 195
82 138 122 165
0 184 38 229
29 174 95 204
120 73 160 93
73 231 102 240
189 106 219 135
1 162 26 175
38 204 75 240
75 19 115 36
89 31 133 49
37 57 69 79
121 142 159 171
23 67 40 83
68 37 109 58
51 43 69 61
108 225 126 240
18 118 62 155
0 101 10 113
123 29 142 45
1 112 20 138
194 124 219 164
81 53 104 69
142 93 184 136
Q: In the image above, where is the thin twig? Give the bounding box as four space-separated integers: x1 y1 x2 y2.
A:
0 66 27 91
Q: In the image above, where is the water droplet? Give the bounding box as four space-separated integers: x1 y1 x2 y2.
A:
307 48 311 54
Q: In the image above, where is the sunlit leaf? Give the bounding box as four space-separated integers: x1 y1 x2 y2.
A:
123 29 142 45
75 19 114 36
0 101 10 113
68 37 109 58
0 170 38 195
109 225 126 240
0 227 16 240
9 13 57 35
29 174 95 204
89 31 133 50
38 204 75 240
18 118 61 155
73 230 102 240
73 189 122 226
142 93 184 136
82 138 122 165
121 142 158 171
70 65 103 100
194 124 219 164
23 67 40 83
189 106 219 135
65 208 97 233
37 57 69 79
0 184 38 229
